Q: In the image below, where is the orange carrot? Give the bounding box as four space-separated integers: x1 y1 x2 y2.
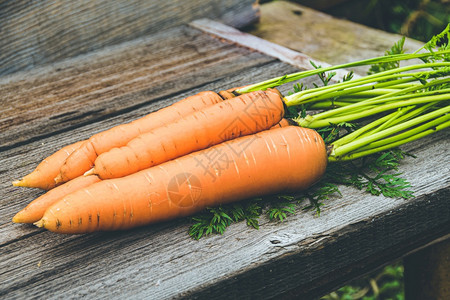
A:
13 118 290 224
35 126 327 233
12 140 85 190
89 90 285 179
13 175 101 224
55 91 229 184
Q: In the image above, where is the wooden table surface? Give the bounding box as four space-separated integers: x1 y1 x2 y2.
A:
1 14 449 300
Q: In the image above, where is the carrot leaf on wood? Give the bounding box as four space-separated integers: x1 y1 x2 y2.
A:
324 150 415 199
368 36 405 75
299 182 341 216
188 199 262 240
267 195 297 221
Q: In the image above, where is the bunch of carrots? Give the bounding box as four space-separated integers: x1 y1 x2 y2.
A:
11 25 450 234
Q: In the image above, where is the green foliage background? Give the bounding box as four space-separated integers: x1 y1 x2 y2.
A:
322 263 405 300
295 0 450 42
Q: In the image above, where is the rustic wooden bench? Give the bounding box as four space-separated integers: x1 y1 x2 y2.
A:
1 1 448 299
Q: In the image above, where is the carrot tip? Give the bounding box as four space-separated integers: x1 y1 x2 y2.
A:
54 174 63 185
34 220 45 228
12 214 21 223
12 210 34 224
83 168 95 177
12 179 25 187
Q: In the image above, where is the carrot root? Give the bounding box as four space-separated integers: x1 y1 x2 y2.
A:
92 89 285 180
13 175 101 224
54 174 64 185
34 220 44 228
15 89 239 188
37 126 327 234
83 169 95 177
13 140 86 190
84 118 289 179
56 91 226 184
12 180 27 187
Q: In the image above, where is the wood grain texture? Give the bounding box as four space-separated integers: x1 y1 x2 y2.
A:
248 1 425 74
0 0 259 76
191 18 354 81
0 25 278 149
0 20 449 299
1 131 448 299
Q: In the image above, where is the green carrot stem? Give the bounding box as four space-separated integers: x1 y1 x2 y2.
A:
351 78 450 103
331 107 417 148
284 66 450 107
295 87 450 128
234 50 450 94
285 78 416 107
307 81 444 108
364 107 412 135
358 114 449 151
337 102 437 148
328 119 450 162
306 86 420 108
307 100 362 109
357 102 437 139
381 83 426 89
297 94 448 128
342 87 416 97
329 105 450 159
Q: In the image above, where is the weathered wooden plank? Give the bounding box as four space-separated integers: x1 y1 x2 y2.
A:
0 19 449 299
1 131 448 299
247 1 424 73
0 0 259 76
0 25 276 149
191 18 353 81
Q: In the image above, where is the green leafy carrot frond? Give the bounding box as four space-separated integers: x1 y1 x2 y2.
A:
423 23 450 52
368 36 405 75
189 28 450 240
